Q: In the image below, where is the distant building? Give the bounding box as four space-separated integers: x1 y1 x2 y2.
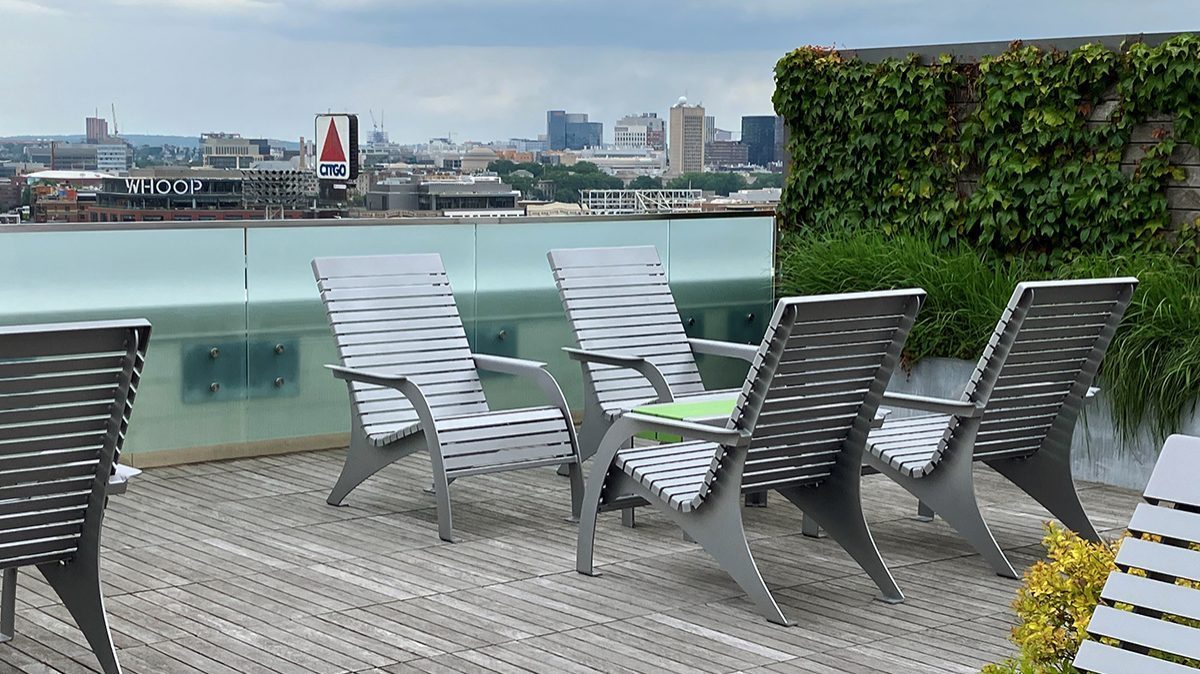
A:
494 149 537 164
546 110 602 150
23 170 110 223
85 117 109 144
95 145 131 174
366 174 520 214
460 147 499 173
201 133 269 169
704 115 716 144
582 188 703 215
25 143 103 171
614 113 666 150
704 140 749 168
575 147 666 179
0 178 20 212
668 97 705 176
89 168 321 222
713 128 733 142
508 138 548 153
774 116 788 168
741 115 779 167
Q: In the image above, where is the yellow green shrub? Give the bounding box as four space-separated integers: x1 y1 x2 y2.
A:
982 524 1116 674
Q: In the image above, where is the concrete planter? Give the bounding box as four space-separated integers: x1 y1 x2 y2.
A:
887 357 1177 491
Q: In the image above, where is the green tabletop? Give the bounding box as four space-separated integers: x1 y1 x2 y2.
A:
632 395 737 442
636 397 736 422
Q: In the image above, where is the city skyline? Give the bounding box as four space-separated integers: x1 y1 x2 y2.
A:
2 0 1196 142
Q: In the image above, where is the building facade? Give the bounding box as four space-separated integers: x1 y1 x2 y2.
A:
201 133 270 169
741 115 779 167
95 145 131 174
89 168 319 222
614 113 666 150
366 174 520 214
85 117 109 144
704 140 749 168
546 110 602 150
668 97 705 176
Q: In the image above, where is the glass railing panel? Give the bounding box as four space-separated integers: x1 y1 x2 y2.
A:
243 223 478 443
0 226 249 455
667 214 776 389
473 219 672 409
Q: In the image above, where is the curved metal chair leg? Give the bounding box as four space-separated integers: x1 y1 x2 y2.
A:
566 463 584 522
988 450 1101 543
575 463 609 576
677 496 790 626
40 559 121 674
328 432 419 506
431 471 455 543
780 484 903 603
866 451 1016 579
0 568 15 643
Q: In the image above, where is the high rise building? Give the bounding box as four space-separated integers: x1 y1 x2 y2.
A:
546 110 567 150
614 113 666 150
546 110 602 150
704 115 716 144
741 115 779 167
668 97 705 176
85 117 109 144
704 141 748 168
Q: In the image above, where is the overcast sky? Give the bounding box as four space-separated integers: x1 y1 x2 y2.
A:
1 0 1196 143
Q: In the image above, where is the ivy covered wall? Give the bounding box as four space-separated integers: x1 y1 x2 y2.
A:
773 33 1200 262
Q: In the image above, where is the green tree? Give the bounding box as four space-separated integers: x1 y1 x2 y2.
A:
487 159 519 175
666 172 747 195
628 176 663 189
748 173 783 188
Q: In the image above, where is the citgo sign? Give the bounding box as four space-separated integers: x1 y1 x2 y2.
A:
316 114 351 180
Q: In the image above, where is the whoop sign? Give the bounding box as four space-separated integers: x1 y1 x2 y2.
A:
315 114 358 181
125 178 204 195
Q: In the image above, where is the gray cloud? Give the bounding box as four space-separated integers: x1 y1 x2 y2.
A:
2 1 1196 141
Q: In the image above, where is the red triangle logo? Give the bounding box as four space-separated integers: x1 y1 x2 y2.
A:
319 118 346 163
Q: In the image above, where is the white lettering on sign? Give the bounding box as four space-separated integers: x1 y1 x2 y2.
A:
316 114 351 181
123 178 205 195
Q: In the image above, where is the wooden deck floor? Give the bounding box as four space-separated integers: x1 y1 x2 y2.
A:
0 449 1140 674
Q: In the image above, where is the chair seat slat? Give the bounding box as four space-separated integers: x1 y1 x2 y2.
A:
1086 605 1200 662
1075 641 1197 674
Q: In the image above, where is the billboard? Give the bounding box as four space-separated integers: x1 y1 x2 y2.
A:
315 114 358 181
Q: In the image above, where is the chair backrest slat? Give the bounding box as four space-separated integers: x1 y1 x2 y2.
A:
312 254 488 434
945 278 1137 463
1075 434 1200 673
548 246 704 408
704 290 923 499
0 320 149 571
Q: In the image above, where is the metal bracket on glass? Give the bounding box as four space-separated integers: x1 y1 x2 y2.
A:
249 338 299 398
182 340 247 403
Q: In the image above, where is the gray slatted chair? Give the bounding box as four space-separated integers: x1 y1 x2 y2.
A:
1074 434 1200 673
576 289 925 625
312 254 584 542
865 278 1137 578
0 319 151 674
546 245 760 459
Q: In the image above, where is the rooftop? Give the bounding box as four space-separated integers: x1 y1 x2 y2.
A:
3 448 1136 673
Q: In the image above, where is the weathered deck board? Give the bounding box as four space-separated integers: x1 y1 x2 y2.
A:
0 447 1139 673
